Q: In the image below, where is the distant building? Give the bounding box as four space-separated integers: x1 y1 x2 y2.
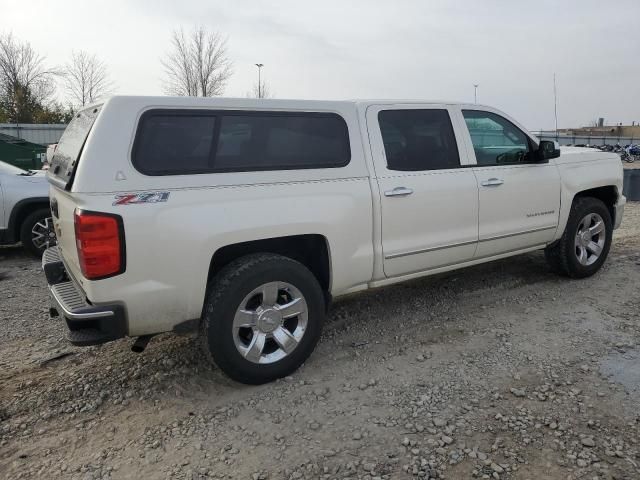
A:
558 123 640 139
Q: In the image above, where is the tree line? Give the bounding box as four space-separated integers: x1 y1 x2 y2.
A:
0 32 115 124
0 27 269 125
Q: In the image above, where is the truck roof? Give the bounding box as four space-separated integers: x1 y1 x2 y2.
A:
97 95 488 111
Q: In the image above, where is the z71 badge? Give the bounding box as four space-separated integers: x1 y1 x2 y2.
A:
113 192 170 206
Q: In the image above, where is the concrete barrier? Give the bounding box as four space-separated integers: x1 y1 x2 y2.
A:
623 169 640 201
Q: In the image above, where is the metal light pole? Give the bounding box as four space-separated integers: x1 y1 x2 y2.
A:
255 63 264 98
473 84 479 104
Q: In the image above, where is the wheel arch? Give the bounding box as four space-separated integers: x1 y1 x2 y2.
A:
206 234 332 299
6 197 50 243
573 185 618 221
555 184 619 243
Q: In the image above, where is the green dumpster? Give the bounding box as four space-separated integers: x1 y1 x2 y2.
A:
0 133 47 170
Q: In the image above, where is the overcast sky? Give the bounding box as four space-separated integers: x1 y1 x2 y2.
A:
3 0 639 129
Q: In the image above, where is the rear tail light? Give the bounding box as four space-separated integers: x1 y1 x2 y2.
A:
74 210 125 280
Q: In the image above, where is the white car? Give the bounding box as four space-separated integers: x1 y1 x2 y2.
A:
0 160 56 256
42 96 625 384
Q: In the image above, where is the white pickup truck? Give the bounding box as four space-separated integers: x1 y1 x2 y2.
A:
42 96 625 384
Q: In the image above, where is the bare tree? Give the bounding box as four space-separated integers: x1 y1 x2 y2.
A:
63 50 112 107
0 33 58 121
247 79 273 99
161 27 232 97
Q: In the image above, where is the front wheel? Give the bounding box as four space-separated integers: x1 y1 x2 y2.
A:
20 209 57 258
200 253 325 384
544 197 612 278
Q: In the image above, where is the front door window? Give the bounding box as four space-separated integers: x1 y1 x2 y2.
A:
462 110 533 165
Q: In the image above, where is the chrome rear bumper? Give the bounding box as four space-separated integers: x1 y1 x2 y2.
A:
42 246 127 346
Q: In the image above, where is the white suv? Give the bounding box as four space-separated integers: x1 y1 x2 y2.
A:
42 96 625 384
0 160 56 256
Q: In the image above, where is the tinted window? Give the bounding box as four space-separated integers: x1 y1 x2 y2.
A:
378 109 460 171
133 110 350 175
213 114 349 171
462 110 532 165
133 113 216 175
50 105 101 185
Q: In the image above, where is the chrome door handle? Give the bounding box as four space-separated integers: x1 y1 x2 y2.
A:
481 178 504 187
384 187 413 197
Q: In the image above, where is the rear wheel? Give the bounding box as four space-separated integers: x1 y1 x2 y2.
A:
20 208 56 258
544 197 612 278
200 253 325 384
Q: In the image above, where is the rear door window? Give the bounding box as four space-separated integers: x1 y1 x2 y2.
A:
132 110 350 175
378 109 460 171
49 106 102 185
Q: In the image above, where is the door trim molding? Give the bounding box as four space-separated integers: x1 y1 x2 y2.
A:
479 224 556 242
384 225 556 260
385 238 477 259
371 243 548 288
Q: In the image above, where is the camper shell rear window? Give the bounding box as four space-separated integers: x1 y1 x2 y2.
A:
49 105 102 187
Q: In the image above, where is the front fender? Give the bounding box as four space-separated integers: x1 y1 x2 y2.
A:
554 158 623 241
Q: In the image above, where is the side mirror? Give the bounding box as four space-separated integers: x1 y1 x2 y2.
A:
537 140 561 161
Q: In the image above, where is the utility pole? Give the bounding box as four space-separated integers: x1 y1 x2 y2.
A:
553 73 558 141
473 84 479 104
255 63 264 98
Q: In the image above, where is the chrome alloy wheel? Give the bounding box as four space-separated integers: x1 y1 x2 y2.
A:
31 217 56 251
574 213 605 266
232 281 308 364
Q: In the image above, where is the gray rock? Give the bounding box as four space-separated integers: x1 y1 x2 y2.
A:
581 437 595 447
510 388 526 398
432 418 447 427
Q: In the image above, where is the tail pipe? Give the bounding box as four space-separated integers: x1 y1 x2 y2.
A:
131 335 154 353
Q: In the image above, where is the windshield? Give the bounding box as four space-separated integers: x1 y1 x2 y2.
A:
0 160 28 175
49 105 102 187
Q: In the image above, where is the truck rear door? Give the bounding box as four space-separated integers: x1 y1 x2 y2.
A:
366 104 479 278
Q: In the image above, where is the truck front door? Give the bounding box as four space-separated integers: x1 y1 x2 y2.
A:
459 109 561 258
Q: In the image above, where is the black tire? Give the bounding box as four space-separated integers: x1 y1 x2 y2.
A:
544 197 612 278
200 253 325 385
19 208 56 258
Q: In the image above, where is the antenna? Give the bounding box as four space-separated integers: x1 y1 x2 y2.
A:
553 73 558 141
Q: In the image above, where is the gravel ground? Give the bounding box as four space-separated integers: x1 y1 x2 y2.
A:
1 203 640 480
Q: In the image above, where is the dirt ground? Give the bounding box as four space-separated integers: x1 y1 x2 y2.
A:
1 204 639 480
